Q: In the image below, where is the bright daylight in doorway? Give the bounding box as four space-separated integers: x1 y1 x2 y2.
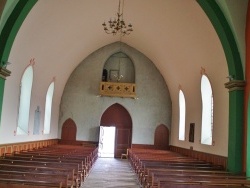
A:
98 126 116 158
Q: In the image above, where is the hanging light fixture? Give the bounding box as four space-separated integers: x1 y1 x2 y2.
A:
102 0 133 36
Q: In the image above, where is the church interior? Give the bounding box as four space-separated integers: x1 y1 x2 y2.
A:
0 0 249 187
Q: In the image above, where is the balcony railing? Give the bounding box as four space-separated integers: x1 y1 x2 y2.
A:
100 82 136 98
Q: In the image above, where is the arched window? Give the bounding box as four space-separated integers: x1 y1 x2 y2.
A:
178 89 186 141
201 75 213 145
17 65 33 135
43 81 55 134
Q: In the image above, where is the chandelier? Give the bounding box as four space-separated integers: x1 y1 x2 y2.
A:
102 0 133 36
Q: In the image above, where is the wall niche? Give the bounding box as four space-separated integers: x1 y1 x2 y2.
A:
100 52 136 98
103 52 135 83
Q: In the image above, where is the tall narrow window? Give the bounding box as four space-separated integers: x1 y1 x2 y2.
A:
178 89 186 140
17 65 33 135
201 75 213 145
43 81 55 134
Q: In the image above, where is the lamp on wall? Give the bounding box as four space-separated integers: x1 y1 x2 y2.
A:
102 0 133 36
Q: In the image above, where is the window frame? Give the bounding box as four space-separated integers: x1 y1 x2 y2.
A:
43 81 55 134
16 65 34 135
178 89 186 141
200 74 214 145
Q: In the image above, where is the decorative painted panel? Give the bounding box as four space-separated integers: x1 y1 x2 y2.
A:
100 82 136 98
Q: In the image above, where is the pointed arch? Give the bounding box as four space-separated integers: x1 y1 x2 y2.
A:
61 118 77 141
200 74 213 145
0 0 37 62
100 103 132 158
154 124 169 150
43 81 55 134
16 65 33 135
0 1 37 125
101 103 132 128
178 89 186 141
197 0 244 173
103 51 135 83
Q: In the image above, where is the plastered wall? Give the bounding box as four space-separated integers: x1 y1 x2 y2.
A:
59 42 172 144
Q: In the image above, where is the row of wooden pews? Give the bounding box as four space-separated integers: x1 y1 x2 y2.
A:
128 148 250 188
0 144 98 188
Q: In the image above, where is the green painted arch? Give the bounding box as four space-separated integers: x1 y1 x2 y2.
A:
0 0 37 125
0 0 17 34
0 0 37 65
197 0 244 80
197 0 245 173
0 0 245 172
1 1 242 78
0 1 244 89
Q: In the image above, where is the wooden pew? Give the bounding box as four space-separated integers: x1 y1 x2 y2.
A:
0 181 62 188
16 149 93 172
149 170 248 188
157 178 250 188
10 152 91 177
2 154 87 177
0 158 82 186
138 159 224 179
0 172 68 188
136 158 216 184
0 164 74 187
128 148 250 188
142 166 228 187
0 144 98 188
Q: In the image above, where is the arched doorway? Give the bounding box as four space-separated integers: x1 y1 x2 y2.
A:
61 118 77 141
154 124 169 150
100 103 132 158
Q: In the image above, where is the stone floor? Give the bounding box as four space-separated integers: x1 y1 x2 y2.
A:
81 158 141 188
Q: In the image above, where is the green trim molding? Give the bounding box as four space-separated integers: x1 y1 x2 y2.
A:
247 97 250 176
0 0 37 63
0 0 37 125
245 1 250 177
0 68 10 124
225 80 246 173
0 78 5 125
197 0 245 173
197 0 243 80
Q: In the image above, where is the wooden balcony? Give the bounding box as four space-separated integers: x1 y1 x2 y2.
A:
99 82 136 98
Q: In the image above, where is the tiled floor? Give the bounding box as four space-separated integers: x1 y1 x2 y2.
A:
81 158 141 188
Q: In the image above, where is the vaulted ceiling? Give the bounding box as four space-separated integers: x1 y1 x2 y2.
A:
0 0 247 114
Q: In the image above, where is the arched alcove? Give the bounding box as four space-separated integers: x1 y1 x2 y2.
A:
154 124 169 150
103 52 135 83
100 103 132 158
61 118 77 141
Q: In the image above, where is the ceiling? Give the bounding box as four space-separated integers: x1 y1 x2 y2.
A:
2 0 246 107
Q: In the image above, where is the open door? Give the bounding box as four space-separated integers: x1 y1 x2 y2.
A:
100 103 132 158
98 126 116 157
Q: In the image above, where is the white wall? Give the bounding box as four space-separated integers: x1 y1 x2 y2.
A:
170 67 229 157
0 49 60 144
